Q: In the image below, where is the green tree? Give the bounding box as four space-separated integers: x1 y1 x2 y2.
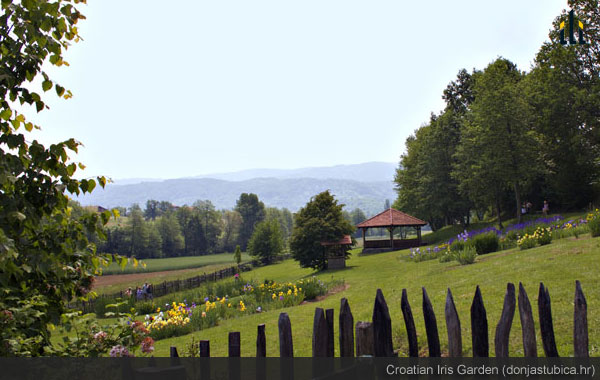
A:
235 193 266 250
146 222 163 258
247 219 284 265
193 200 222 254
144 199 159 220
127 204 149 258
0 0 121 355
233 244 242 265
289 191 354 270
220 210 242 252
454 58 539 225
158 212 184 257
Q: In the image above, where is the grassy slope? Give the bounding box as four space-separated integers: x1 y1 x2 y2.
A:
150 234 600 357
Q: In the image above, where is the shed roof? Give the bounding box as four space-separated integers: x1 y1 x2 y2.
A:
356 208 426 228
320 235 353 246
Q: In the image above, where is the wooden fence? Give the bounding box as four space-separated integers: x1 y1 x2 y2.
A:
76 262 259 314
167 281 590 358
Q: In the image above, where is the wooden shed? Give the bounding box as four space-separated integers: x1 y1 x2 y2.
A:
320 235 353 269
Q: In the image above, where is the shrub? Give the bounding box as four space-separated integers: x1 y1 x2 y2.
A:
456 247 476 265
438 250 455 263
536 227 552 246
472 232 500 255
587 210 600 237
505 230 519 241
449 240 465 252
517 234 537 250
136 301 157 315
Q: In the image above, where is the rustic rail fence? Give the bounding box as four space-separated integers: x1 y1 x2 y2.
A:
76 258 283 314
165 281 590 358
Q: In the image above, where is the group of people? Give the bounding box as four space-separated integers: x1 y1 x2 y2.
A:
521 200 550 216
125 282 153 300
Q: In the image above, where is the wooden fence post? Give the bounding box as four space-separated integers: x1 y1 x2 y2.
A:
199 340 210 357
538 282 559 357
574 280 589 357
471 285 488 357
326 308 334 357
170 346 180 366
518 283 537 357
229 332 241 357
401 289 419 357
445 288 462 357
312 308 328 357
279 312 294 357
372 289 394 357
355 322 374 357
422 287 441 357
339 298 354 357
494 283 515 358
257 324 267 357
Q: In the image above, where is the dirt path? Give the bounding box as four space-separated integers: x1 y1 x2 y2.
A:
300 283 350 304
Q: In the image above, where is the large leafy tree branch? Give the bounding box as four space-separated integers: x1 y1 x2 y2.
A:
0 0 124 355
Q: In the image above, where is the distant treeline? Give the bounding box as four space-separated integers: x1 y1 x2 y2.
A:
84 193 295 258
74 194 387 258
394 4 600 231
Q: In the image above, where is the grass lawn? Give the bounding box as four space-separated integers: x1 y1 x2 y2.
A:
102 252 251 275
146 233 600 357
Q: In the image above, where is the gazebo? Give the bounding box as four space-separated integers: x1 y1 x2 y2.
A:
320 235 353 269
356 208 426 252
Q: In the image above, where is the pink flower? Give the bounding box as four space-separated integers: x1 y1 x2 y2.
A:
109 345 134 357
141 337 155 354
234 273 239 279
93 331 107 342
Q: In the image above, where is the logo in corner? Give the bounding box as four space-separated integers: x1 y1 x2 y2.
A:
560 9 587 45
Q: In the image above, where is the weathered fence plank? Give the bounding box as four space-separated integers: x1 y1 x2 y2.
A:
445 288 462 357
355 322 374 357
229 332 241 357
372 289 394 357
518 283 537 357
422 287 441 357
574 280 588 357
200 340 210 357
538 283 559 357
326 308 334 357
279 312 294 357
339 298 354 357
257 324 266 357
401 289 419 357
313 308 328 357
494 283 516 358
471 285 488 357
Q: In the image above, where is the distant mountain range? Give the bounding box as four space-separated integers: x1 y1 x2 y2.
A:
78 162 398 215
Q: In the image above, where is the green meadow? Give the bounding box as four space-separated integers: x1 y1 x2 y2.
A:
133 233 600 357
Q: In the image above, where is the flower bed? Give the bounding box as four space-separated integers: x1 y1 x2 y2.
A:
143 276 337 340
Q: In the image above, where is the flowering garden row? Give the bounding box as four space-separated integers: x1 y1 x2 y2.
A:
141 276 336 341
409 210 600 264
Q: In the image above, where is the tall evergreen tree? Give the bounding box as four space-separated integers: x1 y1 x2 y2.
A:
235 193 266 250
290 191 354 270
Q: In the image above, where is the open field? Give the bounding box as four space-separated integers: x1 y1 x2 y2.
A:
93 263 246 295
143 233 600 357
102 252 251 275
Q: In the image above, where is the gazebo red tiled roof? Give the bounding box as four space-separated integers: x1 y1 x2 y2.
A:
320 235 352 246
356 208 426 228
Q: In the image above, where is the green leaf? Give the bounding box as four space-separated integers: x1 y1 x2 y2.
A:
0 108 11 121
55 85 65 97
42 80 52 92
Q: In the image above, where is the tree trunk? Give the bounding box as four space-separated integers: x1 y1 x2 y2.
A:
514 183 522 224
495 191 503 229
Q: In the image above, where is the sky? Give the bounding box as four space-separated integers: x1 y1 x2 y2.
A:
24 0 567 181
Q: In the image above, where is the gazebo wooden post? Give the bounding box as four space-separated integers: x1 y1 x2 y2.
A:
389 227 394 249
361 227 366 249
416 226 422 245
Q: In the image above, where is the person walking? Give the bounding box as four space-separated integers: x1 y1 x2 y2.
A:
542 200 550 216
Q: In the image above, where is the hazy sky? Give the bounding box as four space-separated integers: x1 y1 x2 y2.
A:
25 0 567 181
